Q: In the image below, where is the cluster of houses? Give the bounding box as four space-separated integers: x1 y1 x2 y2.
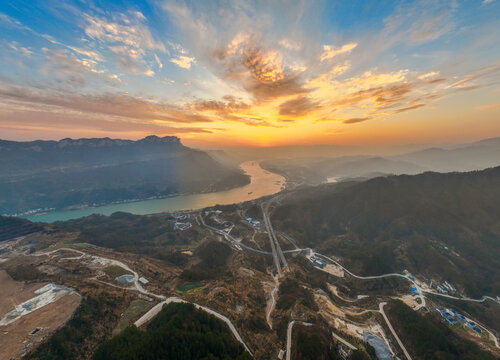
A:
171 211 192 231
436 280 457 295
435 307 482 335
310 255 327 269
245 217 261 229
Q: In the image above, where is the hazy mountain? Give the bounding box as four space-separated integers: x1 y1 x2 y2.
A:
272 166 500 297
396 137 500 172
262 155 426 185
0 136 249 215
261 137 500 185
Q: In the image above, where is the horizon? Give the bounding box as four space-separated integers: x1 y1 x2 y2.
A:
1 1 499 147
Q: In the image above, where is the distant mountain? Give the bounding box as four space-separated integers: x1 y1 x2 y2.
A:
0 136 249 215
262 155 425 185
273 166 500 298
261 137 500 184
395 137 500 172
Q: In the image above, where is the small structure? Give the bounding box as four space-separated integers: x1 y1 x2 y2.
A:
174 221 192 231
245 217 261 228
138 277 149 285
277 349 285 360
116 274 134 283
313 259 326 269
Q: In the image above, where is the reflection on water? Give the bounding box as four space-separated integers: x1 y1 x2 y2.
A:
26 161 285 223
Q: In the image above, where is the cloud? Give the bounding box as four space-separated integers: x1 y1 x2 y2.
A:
192 95 250 113
418 71 440 80
392 103 425 113
6 41 32 56
279 39 301 51
67 46 102 61
40 48 106 86
320 43 357 62
170 55 195 69
278 96 321 116
213 38 310 101
383 1 456 44
343 117 371 124
476 103 500 111
82 11 166 74
154 53 163 69
0 81 214 125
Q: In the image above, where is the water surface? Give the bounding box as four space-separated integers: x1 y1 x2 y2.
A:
26 161 284 223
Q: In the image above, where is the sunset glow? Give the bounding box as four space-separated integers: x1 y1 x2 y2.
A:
0 1 499 146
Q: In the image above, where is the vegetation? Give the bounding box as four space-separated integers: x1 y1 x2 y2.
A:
274 167 500 295
56 212 205 254
25 293 126 360
292 324 339 360
93 302 252 360
0 136 249 214
103 265 131 279
0 215 43 242
180 240 232 281
386 300 496 360
277 279 317 311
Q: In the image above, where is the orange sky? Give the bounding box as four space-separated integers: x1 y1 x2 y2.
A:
0 1 499 146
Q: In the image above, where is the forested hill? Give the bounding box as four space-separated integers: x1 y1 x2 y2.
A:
0 136 249 214
93 302 252 360
272 166 500 297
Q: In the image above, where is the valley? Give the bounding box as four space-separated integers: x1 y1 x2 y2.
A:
1 166 499 359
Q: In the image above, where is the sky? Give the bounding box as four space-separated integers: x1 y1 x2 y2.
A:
0 0 499 147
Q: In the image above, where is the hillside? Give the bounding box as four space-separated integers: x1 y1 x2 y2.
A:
272 167 500 297
0 136 249 215
0 215 44 242
92 302 252 360
385 300 496 360
261 137 500 185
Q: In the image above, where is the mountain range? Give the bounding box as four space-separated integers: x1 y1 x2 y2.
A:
0 136 249 215
272 166 500 299
261 137 500 184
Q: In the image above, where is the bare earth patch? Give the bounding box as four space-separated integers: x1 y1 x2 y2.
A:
0 271 81 360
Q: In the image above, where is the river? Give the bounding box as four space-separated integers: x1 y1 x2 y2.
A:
25 161 285 223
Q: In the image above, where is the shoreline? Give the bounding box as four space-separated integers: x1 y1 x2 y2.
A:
23 161 285 223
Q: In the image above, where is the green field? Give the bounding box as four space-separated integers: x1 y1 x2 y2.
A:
175 283 205 294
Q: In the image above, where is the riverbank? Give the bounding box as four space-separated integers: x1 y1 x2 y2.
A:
25 161 285 223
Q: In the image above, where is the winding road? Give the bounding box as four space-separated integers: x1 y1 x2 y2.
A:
31 246 253 356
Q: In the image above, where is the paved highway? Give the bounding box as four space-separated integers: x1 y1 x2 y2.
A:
262 202 283 276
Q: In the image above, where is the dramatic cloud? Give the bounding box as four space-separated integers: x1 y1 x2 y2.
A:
0 81 213 125
0 1 498 144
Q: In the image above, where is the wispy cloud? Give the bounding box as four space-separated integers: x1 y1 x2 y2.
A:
320 43 357 62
